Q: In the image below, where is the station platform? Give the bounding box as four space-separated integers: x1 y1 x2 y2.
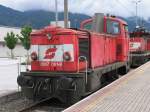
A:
63 62 150 112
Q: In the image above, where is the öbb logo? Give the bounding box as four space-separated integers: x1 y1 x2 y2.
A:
44 48 57 59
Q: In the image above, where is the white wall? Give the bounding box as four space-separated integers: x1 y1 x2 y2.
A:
0 26 21 42
0 43 27 57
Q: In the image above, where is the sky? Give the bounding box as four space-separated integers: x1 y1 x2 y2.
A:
0 0 149 19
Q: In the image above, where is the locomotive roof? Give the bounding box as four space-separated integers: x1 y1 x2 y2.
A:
107 16 127 25
31 25 85 36
81 16 128 26
31 26 59 35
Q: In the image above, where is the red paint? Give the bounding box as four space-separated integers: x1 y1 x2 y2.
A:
130 37 147 52
147 39 150 51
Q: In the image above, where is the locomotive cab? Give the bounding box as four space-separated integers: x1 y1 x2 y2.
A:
81 13 130 63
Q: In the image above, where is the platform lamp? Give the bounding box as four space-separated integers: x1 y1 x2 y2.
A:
55 0 58 26
132 0 142 27
64 0 68 28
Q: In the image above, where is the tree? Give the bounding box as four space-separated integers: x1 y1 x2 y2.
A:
4 32 18 58
17 25 32 67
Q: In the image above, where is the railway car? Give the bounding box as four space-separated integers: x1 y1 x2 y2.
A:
17 13 130 105
130 27 150 67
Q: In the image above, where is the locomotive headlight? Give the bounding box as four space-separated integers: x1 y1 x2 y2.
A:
63 52 71 61
31 52 38 61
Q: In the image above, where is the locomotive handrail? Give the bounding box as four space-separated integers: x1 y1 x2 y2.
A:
78 56 88 84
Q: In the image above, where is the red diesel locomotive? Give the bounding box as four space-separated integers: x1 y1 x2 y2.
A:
130 27 150 66
17 13 130 104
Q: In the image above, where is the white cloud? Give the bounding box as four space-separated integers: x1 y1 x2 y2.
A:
0 0 149 19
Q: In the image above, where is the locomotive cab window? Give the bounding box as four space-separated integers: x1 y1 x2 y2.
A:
107 20 120 35
124 25 129 38
83 22 92 30
124 25 128 32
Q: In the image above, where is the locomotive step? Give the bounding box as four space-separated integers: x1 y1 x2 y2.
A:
63 61 150 112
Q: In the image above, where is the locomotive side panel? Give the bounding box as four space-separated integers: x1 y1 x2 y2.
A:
117 38 129 62
147 39 150 51
105 36 116 64
90 34 105 68
90 34 117 69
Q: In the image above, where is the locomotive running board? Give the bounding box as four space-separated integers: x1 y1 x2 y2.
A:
91 62 126 74
21 72 85 78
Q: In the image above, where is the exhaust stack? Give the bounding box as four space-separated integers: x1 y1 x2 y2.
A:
92 13 104 33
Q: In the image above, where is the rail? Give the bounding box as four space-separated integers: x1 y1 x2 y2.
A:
18 97 65 112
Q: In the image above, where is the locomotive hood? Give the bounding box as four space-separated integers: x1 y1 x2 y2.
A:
30 25 80 72
31 25 77 36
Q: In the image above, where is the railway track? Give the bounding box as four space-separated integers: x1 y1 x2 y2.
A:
0 78 123 112
0 92 35 112
0 91 66 112
19 105 65 112
19 97 66 112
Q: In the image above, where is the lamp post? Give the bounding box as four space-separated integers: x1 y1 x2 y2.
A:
55 0 58 26
133 0 142 27
64 0 68 28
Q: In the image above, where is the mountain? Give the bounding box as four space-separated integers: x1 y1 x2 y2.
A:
0 5 90 29
124 17 150 31
0 5 150 31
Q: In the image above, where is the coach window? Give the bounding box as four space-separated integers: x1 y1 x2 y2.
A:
107 20 120 35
